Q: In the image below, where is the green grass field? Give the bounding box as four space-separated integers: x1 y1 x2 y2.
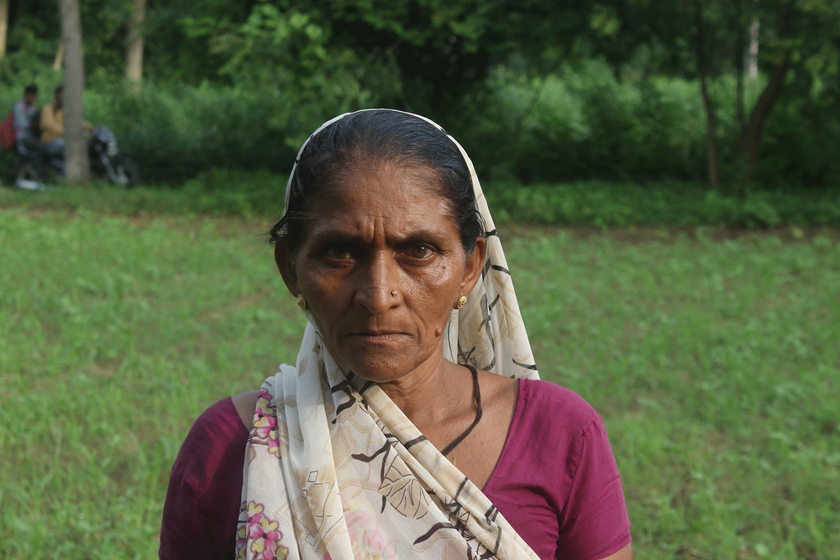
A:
1 206 838 559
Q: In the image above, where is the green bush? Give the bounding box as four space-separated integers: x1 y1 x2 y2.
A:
462 60 840 188
82 82 309 183
462 61 757 185
2 60 839 188
756 93 840 187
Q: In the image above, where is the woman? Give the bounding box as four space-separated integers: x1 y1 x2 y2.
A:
160 110 633 560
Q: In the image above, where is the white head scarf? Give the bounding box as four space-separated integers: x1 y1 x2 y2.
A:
237 110 540 560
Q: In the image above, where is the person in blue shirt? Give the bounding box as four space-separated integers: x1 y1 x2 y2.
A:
13 84 39 155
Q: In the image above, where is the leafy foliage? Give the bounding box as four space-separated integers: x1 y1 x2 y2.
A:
2 0 839 187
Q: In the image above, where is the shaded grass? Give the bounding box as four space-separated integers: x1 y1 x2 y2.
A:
2 173 839 228
484 182 840 228
0 172 282 220
1 209 837 558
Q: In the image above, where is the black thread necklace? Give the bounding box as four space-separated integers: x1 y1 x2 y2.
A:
441 365 483 457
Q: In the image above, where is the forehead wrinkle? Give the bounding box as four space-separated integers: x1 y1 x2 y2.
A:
311 208 454 244
307 194 454 246
302 161 461 248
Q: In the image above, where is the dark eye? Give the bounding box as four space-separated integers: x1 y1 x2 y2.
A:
405 245 433 259
325 245 352 260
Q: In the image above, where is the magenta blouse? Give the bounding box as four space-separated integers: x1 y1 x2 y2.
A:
160 378 631 559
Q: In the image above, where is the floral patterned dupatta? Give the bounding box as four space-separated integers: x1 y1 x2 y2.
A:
236 110 541 560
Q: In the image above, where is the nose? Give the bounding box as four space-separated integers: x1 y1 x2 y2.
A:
353 252 399 313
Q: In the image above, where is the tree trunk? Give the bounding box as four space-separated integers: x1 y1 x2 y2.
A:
699 76 719 188
0 0 8 60
734 0 746 131
125 0 145 83
737 4 789 193
748 18 760 80
53 43 64 70
694 0 719 187
737 56 790 191
735 58 745 131
59 0 90 184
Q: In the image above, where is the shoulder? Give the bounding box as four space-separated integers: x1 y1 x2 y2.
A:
491 378 608 492
170 397 250 497
515 379 619 485
507 379 622 504
519 381 632 557
517 378 602 436
189 396 247 439
231 390 261 430
160 398 250 558
485 379 629 558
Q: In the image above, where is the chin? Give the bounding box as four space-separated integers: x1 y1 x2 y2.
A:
344 361 410 384
336 351 426 385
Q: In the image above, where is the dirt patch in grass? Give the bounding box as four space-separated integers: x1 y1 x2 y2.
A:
8 206 840 245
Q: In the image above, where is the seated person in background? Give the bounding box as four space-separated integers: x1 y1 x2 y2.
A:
13 84 39 153
40 85 92 161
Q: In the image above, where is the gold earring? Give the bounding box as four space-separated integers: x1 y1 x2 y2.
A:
455 294 467 309
296 294 306 310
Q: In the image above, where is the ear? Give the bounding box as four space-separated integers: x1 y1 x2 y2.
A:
274 243 300 296
459 237 487 296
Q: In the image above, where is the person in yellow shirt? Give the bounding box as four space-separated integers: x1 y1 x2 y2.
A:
40 86 92 163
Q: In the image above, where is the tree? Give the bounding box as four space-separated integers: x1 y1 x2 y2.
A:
595 0 840 189
177 0 608 131
710 0 839 190
693 0 721 187
59 0 90 184
0 0 8 60
125 0 145 81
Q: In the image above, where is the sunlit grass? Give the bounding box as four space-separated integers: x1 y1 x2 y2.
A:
1 209 837 559
504 226 839 559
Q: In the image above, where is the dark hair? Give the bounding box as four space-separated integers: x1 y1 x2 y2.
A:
269 110 484 262
55 86 64 95
25 85 38 95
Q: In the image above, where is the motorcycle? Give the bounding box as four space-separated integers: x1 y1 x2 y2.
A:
13 126 140 189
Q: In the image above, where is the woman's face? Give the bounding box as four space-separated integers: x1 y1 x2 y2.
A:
276 163 485 384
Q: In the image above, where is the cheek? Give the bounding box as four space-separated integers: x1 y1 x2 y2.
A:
299 267 348 306
405 262 462 315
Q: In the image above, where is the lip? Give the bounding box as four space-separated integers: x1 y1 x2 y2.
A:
347 331 404 344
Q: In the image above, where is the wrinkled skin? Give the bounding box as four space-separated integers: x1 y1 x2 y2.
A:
275 163 485 392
